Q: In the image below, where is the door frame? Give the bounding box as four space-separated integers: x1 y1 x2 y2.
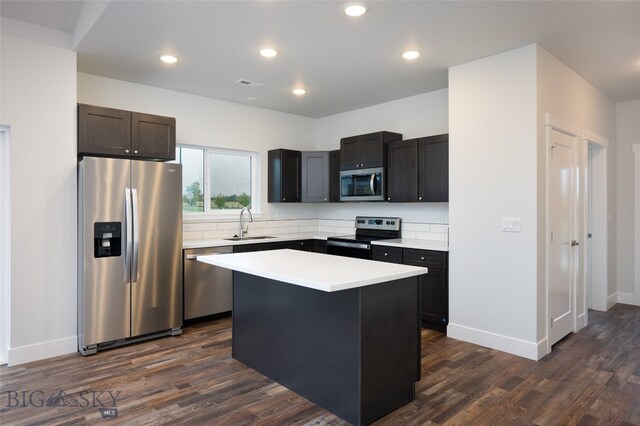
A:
634 144 640 305
582 130 609 312
0 125 11 365
545 114 581 354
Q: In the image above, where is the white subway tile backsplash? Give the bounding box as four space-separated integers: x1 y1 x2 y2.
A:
202 230 232 239
183 216 448 244
415 231 447 241
317 226 337 233
183 222 218 232
317 219 339 227
183 231 203 240
249 221 268 229
216 222 238 230
402 222 430 232
429 224 449 233
401 230 417 239
278 228 302 235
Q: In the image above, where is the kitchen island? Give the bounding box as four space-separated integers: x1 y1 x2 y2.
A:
198 249 427 425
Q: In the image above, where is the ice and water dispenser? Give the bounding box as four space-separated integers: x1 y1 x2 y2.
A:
94 222 122 258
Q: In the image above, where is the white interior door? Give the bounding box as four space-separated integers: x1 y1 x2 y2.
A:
549 128 577 347
585 141 608 311
0 126 10 365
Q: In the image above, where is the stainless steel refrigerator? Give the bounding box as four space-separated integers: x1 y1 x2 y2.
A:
78 157 182 355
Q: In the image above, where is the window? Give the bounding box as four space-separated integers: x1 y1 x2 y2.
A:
173 145 258 215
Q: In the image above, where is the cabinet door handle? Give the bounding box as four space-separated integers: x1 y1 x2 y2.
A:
282 197 286 201
125 149 130 154
134 150 138 154
419 196 422 201
420 256 425 260
384 253 388 256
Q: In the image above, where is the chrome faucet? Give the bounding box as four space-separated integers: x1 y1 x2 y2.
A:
239 207 253 238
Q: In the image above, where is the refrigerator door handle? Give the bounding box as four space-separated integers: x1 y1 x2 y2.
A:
132 188 139 282
124 187 132 284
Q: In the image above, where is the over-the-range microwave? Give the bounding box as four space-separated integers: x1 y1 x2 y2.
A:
339 167 385 201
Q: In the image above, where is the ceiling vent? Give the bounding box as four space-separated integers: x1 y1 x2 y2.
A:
235 79 264 88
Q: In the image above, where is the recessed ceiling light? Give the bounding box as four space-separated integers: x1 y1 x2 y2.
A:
402 50 421 60
292 88 307 96
160 55 178 64
344 2 367 17
260 48 278 58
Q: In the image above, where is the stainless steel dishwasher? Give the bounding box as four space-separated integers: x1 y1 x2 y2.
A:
183 246 233 320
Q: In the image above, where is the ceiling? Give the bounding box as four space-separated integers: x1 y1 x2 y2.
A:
1 1 639 118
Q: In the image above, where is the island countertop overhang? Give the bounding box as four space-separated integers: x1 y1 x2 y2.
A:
197 249 428 292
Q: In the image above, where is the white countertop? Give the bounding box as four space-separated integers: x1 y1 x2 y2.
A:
371 238 449 252
183 232 344 249
197 249 428 292
184 233 448 252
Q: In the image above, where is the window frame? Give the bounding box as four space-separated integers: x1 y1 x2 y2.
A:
176 144 261 221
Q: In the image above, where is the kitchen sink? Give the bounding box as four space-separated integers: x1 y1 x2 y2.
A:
224 235 276 241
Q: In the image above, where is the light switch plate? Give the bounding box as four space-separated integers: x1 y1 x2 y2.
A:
502 217 521 232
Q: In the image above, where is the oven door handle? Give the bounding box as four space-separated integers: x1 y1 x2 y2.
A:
327 240 370 250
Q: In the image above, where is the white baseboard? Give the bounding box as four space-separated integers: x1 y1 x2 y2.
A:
617 292 637 305
576 312 587 330
607 293 618 309
447 323 547 361
7 336 76 366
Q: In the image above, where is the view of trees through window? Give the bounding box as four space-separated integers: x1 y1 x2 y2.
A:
173 146 254 213
209 152 251 210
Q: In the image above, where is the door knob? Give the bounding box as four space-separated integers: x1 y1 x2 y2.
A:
571 240 580 247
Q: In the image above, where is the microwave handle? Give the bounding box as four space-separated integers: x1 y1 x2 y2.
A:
370 174 376 195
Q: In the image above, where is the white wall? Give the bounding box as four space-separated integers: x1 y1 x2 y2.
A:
617 100 640 302
537 47 617 318
448 44 618 360
77 73 318 222
314 89 449 224
448 45 540 359
0 28 78 365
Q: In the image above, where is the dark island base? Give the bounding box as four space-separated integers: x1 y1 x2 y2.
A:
232 272 421 426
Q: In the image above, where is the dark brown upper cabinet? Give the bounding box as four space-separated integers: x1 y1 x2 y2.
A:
268 149 302 203
78 104 175 161
387 133 448 202
418 134 449 202
301 151 330 203
339 131 402 170
329 150 341 202
386 139 418 202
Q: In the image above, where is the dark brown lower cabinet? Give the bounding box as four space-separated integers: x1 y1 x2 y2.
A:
371 245 448 333
233 239 316 254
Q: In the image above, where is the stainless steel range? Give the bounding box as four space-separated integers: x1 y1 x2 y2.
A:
326 216 401 259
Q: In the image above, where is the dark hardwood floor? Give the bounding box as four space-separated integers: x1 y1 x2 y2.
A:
1 304 639 425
